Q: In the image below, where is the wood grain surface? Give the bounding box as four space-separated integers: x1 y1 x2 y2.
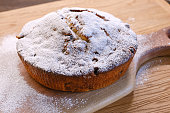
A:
0 0 58 12
0 0 170 112
97 57 170 113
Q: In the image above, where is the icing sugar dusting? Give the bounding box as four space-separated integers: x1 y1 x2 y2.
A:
0 35 88 113
127 17 135 22
136 57 168 86
17 7 137 76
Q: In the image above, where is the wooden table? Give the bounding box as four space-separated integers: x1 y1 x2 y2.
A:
0 0 170 112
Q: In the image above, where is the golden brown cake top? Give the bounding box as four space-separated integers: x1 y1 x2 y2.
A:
16 7 137 76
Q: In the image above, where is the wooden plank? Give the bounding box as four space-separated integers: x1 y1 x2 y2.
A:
0 0 170 112
0 0 170 37
96 57 170 113
0 0 59 12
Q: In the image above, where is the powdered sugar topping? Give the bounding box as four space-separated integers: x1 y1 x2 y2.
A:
16 7 137 76
0 35 88 112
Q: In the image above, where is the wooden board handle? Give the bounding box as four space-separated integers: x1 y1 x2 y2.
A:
135 26 170 70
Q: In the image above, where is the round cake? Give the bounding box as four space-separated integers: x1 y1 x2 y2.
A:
16 7 138 92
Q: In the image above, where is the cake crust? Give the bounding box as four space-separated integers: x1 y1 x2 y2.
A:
18 53 134 92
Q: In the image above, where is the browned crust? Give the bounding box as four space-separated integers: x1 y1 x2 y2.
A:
18 52 134 92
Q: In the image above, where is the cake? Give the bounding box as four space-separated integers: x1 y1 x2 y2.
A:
16 7 138 92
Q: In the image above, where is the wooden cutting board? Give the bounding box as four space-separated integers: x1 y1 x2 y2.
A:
0 0 170 112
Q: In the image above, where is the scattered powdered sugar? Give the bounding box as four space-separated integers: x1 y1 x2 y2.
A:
136 34 150 52
0 35 88 113
135 34 151 86
16 7 138 76
135 33 169 86
136 57 167 86
136 65 149 86
127 17 135 23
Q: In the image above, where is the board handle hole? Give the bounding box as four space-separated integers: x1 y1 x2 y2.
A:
167 29 170 39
